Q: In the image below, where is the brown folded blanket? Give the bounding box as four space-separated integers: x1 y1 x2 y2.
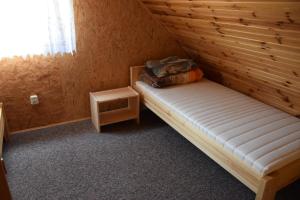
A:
146 56 197 78
140 67 203 88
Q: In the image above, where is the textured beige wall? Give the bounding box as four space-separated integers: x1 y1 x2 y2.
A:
0 0 185 132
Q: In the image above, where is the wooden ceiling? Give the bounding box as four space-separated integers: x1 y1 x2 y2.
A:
140 0 300 116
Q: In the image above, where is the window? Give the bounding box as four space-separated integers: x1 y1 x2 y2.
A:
0 0 76 59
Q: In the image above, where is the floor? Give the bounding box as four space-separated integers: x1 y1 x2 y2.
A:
3 110 300 200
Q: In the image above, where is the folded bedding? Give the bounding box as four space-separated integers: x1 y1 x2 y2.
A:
135 79 300 176
142 56 203 88
146 56 197 78
140 67 203 88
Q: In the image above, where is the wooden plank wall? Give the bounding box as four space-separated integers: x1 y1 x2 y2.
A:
140 0 300 116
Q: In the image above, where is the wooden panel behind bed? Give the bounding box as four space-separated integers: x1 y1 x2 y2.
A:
130 66 300 200
140 0 300 116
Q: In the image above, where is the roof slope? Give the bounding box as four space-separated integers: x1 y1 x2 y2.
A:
140 0 300 115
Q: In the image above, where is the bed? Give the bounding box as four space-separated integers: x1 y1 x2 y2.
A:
130 66 300 200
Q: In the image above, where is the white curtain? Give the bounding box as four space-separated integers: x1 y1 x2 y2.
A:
0 0 76 58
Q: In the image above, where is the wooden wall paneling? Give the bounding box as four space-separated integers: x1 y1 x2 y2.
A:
157 14 300 39
160 21 300 62
144 1 300 30
162 22 300 59
177 40 300 90
185 47 300 114
176 36 300 81
221 73 300 112
174 37 300 92
168 28 300 71
141 0 300 115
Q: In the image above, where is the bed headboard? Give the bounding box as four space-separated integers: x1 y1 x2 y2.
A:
130 66 145 89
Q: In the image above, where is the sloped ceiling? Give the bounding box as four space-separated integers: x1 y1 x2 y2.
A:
140 0 300 116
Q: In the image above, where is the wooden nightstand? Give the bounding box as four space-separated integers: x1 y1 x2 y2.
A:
90 86 140 132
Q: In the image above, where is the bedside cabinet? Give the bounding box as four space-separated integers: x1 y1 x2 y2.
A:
90 86 140 132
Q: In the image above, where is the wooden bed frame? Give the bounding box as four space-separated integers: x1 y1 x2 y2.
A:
130 66 300 200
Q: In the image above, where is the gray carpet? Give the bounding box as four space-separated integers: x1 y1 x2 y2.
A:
3 110 300 200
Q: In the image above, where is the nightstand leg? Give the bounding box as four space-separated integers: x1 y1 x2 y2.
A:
90 94 100 133
129 96 140 125
136 96 140 125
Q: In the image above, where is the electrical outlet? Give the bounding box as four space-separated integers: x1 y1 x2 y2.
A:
30 95 39 105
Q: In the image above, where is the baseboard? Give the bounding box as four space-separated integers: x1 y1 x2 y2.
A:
11 117 91 135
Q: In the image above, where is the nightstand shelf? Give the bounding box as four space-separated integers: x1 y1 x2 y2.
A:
90 86 140 132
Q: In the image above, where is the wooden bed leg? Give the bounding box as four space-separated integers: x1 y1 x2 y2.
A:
256 176 277 200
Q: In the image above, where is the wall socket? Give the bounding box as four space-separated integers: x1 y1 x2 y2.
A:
30 95 39 105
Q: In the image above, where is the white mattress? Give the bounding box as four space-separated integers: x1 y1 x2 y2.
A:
136 79 300 176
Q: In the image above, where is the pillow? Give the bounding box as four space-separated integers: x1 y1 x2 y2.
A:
140 67 203 88
146 56 197 78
